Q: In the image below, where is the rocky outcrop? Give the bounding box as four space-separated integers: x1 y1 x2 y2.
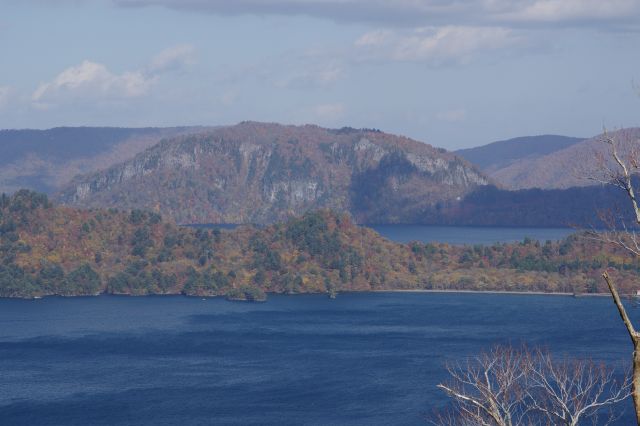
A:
57 122 489 224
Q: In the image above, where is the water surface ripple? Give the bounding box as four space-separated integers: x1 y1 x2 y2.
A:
0 293 635 425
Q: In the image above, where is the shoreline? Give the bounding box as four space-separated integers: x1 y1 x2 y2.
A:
371 289 612 297
1 288 618 301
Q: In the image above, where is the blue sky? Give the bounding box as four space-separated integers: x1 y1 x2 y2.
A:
1 0 639 149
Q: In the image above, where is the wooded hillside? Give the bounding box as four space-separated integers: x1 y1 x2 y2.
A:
3 191 640 299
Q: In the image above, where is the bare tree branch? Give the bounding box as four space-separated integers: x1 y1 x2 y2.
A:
583 126 640 424
432 345 631 426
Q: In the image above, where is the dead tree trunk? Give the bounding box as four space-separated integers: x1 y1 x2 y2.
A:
635 341 640 425
603 271 640 424
587 132 640 424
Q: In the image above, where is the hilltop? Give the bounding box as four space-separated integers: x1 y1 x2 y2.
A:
489 128 640 189
458 128 640 190
455 135 584 179
56 122 489 224
2 190 640 299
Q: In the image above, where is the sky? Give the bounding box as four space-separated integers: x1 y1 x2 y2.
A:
1 0 640 149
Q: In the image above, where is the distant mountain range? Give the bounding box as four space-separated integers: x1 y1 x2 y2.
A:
457 129 640 190
0 126 207 194
2 122 638 227
455 135 584 177
56 122 489 224
487 128 640 190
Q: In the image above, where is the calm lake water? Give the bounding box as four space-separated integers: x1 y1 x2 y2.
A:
0 293 635 425
187 224 575 245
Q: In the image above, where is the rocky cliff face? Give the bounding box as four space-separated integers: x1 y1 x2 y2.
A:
57 122 489 224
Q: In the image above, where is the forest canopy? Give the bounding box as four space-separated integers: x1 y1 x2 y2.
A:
1 190 639 299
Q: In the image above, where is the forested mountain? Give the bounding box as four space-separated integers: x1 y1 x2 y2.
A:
2 190 640 299
456 128 640 189
468 128 640 190
0 126 207 194
56 122 489 224
5 124 637 227
455 135 584 178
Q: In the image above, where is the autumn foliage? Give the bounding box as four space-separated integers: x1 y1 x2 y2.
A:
2 190 640 299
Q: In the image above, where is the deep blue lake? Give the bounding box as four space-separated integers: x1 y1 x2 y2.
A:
0 293 635 425
187 224 576 245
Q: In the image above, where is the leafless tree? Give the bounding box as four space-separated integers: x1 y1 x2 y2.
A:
583 129 640 423
435 346 532 426
528 349 630 426
432 345 631 426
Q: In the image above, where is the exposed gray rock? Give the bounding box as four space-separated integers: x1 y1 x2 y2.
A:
57 122 490 224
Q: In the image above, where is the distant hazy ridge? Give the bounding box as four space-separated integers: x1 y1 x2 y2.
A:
0 126 207 194
457 129 640 190
455 135 584 177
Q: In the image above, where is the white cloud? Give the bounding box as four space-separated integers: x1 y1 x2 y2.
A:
275 63 344 89
148 44 196 73
355 26 518 65
31 44 196 109
354 30 393 47
32 60 154 108
436 108 466 122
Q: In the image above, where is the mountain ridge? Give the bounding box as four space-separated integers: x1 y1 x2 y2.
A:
56 121 490 224
456 129 640 190
0 126 210 194
489 128 640 189
455 134 585 177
